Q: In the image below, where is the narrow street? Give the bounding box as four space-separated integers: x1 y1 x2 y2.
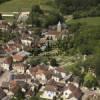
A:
0 71 10 86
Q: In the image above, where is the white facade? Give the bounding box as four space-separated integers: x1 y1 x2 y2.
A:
45 34 57 41
21 39 32 46
61 72 66 78
13 64 25 73
63 89 78 100
0 63 10 70
41 91 56 100
57 21 62 33
52 76 60 82
36 74 46 81
63 89 72 99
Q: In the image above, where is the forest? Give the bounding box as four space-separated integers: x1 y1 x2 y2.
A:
55 0 100 14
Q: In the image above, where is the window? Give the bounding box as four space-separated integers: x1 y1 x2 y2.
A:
65 93 67 95
48 91 51 97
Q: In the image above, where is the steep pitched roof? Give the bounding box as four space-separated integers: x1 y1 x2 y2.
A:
47 30 61 36
13 74 31 80
45 85 58 92
65 83 83 99
30 65 52 79
55 67 66 73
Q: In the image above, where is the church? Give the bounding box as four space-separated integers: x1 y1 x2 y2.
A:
43 21 68 41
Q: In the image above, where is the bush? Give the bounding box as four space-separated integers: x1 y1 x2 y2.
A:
50 58 58 67
73 7 100 19
73 12 82 19
0 13 2 20
84 72 97 88
28 57 41 66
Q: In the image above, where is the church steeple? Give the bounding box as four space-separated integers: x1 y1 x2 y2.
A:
57 21 62 32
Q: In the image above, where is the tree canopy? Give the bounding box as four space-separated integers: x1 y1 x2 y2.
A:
27 5 64 28
0 0 10 4
54 0 100 14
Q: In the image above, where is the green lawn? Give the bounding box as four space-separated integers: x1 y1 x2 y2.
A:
0 0 55 12
67 17 100 26
39 49 77 68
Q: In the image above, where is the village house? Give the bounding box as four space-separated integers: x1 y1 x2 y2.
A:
40 85 58 100
39 38 48 51
11 74 32 85
9 80 37 99
8 80 21 96
27 65 52 84
12 63 26 73
0 56 13 70
42 21 68 41
1 82 10 90
44 30 61 41
54 67 67 78
0 20 9 32
2 40 22 55
0 46 7 57
47 79 65 92
16 81 29 93
40 79 65 100
17 12 30 23
0 67 4 75
12 50 30 62
12 54 25 62
18 29 34 47
21 37 33 47
82 91 100 100
26 79 41 98
0 87 7 100
9 79 29 97
51 73 62 82
63 82 83 100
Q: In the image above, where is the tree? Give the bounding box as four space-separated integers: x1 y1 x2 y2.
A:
43 11 64 27
30 96 40 100
14 87 25 100
28 5 64 27
28 5 43 27
31 5 43 14
0 0 10 4
0 13 2 20
34 28 41 36
56 36 73 54
50 58 58 66
84 72 97 88
33 47 41 56
73 12 81 19
94 54 100 80
11 22 17 30
45 41 52 52
66 63 81 76
54 0 100 14
28 57 41 66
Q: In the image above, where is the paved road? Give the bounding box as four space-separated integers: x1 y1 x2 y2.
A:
0 71 10 86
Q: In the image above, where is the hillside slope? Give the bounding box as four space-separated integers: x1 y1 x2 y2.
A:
67 17 100 26
0 0 55 12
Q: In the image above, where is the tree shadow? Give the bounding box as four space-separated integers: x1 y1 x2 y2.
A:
0 0 12 4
